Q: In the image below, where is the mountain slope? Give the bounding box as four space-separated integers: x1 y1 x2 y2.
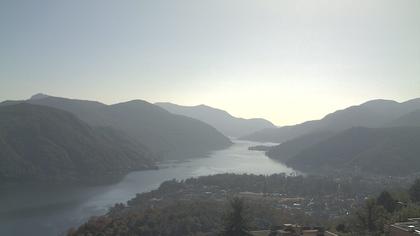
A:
0 103 155 182
266 131 335 162
242 98 420 143
27 95 232 159
156 102 275 137
284 127 420 176
387 109 420 127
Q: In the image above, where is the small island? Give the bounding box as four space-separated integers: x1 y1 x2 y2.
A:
248 145 275 151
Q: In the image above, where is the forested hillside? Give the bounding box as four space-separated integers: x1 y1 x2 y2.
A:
284 127 420 176
0 103 155 182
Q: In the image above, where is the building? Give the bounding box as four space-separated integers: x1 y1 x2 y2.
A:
250 224 338 236
390 218 420 236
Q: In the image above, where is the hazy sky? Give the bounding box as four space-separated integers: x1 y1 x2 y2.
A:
1 0 419 125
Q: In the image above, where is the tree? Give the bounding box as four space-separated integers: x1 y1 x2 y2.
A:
335 223 347 233
409 179 420 203
221 197 251 236
376 191 397 213
352 198 388 236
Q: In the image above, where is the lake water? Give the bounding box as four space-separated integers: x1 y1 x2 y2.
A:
0 140 295 236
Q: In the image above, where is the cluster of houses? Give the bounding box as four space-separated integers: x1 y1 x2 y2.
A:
250 224 338 236
248 218 420 236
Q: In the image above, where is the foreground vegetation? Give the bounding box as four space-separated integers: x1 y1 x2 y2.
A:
334 179 420 235
68 173 420 235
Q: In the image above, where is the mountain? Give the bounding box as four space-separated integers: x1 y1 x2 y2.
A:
0 103 155 182
266 131 335 163
387 109 420 127
26 95 232 159
282 127 420 176
155 102 276 137
30 93 50 100
242 98 420 143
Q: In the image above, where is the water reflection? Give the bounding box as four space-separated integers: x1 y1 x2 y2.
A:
0 140 295 236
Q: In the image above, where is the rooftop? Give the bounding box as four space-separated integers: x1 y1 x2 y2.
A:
391 219 420 234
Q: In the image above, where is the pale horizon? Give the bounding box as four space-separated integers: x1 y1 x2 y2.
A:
1 0 419 125
3 92 419 126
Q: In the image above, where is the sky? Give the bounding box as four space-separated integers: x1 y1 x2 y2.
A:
1 0 419 125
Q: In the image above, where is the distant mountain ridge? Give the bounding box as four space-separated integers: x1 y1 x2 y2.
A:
387 109 420 127
30 93 50 100
0 103 155 182
263 97 420 176
283 126 420 176
242 98 420 143
24 94 232 159
156 102 276 137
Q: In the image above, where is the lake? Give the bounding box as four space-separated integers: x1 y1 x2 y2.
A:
0 140 295 236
